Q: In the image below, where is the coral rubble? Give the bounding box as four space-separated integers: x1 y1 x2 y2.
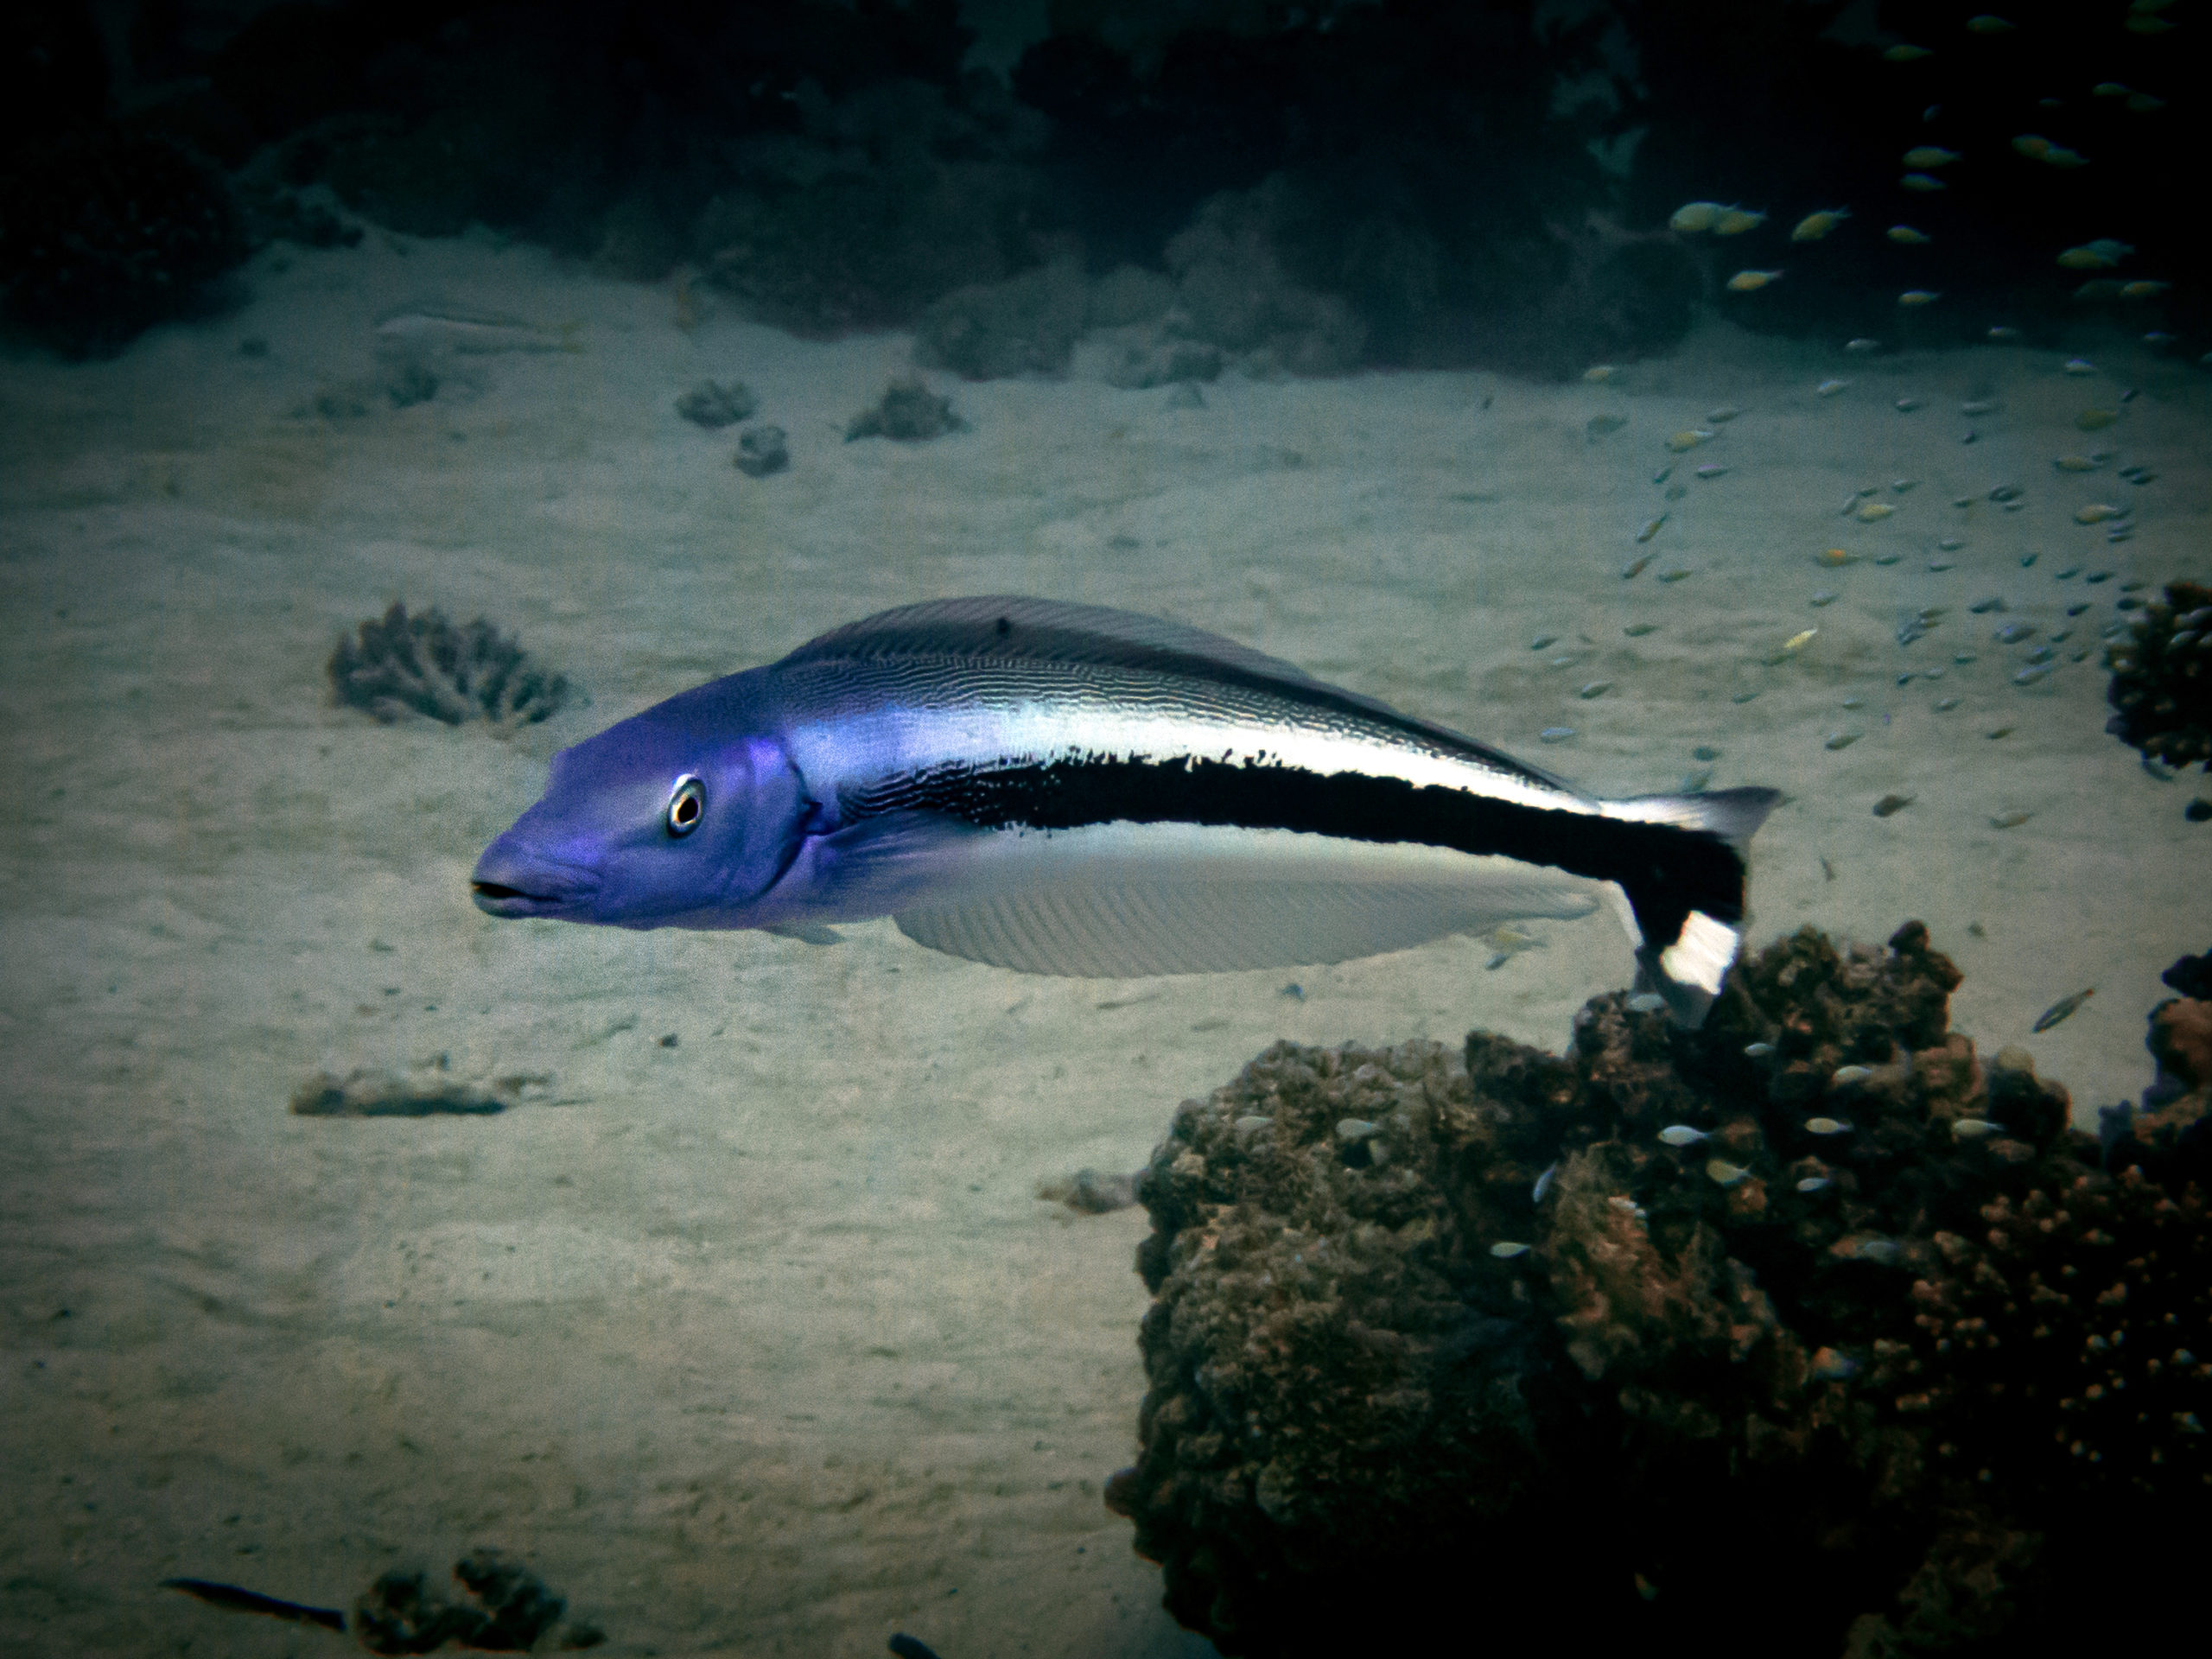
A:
1111 923 2210 1657
675 379 758 429
845 378 964 442
2106 582 2212 783
328 602 569 730
353 1548 595 1655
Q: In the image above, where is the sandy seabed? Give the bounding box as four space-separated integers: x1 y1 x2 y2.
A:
2 228 2207 1656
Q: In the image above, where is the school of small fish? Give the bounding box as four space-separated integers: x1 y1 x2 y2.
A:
1580 12 2192 1051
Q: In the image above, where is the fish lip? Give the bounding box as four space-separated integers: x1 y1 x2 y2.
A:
468 854 600 918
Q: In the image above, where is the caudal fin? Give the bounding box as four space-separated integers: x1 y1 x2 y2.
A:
1599 786 1783 1026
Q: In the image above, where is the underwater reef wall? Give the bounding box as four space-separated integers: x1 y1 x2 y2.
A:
1110 924 2210 1657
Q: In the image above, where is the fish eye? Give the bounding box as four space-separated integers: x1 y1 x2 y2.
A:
666 775 704 837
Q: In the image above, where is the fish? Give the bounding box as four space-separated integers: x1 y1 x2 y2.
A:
1899 172 1947 192
2041 145 2088 168
2092 81 2132 96
1706 1159 1752 1186
1791 209 1851 241
1713 207 1768 235
1657 1125 1711 1147
373 303 582 354
161 1580 346 1633
1532 1162 1558 1202
1669 202 1725 233
1796 1176 1833 1194
2121 280 2171 298
1491 1241 1533 1259
1805 1116 1853 1135
1966 14 2013 30
2012 134 2052 158
1726 269 1783 292
1884 43 1934 60
2032 988 2094 1031
1846 337 1881 353
1817 378 1850 396
1951 1118 2004 1141
1886 225 1931 244
473 599 1783 1024
1897 289 1942 306
1903 146 1961 168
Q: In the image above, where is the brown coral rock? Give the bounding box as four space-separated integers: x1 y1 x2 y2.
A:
1112 925 2209 1658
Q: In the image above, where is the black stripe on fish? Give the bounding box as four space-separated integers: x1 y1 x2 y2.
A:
842 754 1758 948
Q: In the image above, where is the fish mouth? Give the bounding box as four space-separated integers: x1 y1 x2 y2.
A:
469 851 600 918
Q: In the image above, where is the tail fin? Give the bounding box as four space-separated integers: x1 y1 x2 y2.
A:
1598 787 1783 1026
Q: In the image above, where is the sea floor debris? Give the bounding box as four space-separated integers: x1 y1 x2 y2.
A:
1109 922 2209 1656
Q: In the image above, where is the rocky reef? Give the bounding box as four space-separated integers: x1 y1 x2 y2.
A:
2106 582 2211 818
1110 923 2210 1657
328 602 569 731
0 126 247 356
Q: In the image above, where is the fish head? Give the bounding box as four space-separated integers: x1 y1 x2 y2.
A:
472 679 808 928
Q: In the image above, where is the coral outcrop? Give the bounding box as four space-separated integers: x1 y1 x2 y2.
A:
0 126 246 355
328 602 569 730
1111 924 2210 1656
2106 582 2212 781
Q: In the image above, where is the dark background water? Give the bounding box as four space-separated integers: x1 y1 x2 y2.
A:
6 1 2207 372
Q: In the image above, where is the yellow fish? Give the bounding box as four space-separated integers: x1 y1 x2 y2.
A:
2058 245 2120 270
2122 280 2171 298
1886 224 1931 244
1900 172 1947 192
1884 43 1934 60
1583 363 1620 382
2042 145 2088 167
1714 207 1768 235
1790 208 1851 241
1726 269 1784 292
2091 82 2132 96
2012 133 2052 157
1669 200 1725 232
1897 289 1942 306
1903 146 1961 168
1966 15 2014 31
1783 628 1819 653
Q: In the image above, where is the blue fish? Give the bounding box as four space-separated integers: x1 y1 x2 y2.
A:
471 598 1781 1021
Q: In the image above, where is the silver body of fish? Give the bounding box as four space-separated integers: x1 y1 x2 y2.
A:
471 597 1782 1022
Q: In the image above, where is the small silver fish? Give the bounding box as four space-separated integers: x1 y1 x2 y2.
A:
473 599 1783 1025
1951 1118 2004 1141
1532 1162 1559 1203
1744 1041 1775 1058
1806 1116 1853 1135
1706 1158 1752 1186
1829 1064 1873 1084
1491 1241 1533 1259
1658 1125 1710 1147
1796 1175 1832 1193
2032 988 2094 1031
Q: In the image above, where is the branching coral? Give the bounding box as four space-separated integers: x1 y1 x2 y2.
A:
1111 924 2211 1657
328 602 569 730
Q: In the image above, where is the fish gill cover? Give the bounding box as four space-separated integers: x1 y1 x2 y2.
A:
1109 921 2210 1657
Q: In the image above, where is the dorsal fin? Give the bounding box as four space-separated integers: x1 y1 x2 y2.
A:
776 596 1332 686
775 597 1574 791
